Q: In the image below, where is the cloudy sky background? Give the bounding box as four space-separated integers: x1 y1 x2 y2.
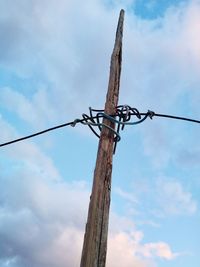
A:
0 0 200 266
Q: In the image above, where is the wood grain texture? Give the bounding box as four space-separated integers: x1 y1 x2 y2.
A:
80 9 124 267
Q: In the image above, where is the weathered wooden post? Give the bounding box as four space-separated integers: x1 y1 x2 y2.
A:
80 9 124 267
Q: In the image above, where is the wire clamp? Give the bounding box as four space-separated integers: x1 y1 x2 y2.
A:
147 110 155 119
71 119 80 127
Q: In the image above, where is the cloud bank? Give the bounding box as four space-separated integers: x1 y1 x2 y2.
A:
0 0 199 266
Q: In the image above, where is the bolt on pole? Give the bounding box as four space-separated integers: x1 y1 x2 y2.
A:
80 9 124 267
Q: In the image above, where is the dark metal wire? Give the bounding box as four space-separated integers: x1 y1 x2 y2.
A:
153 113 200 124
82 106 154 153
1 105 200 149
0 120 81 148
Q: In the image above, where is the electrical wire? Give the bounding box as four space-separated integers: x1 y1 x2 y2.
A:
1 106 200 148
153 113 200 124
0 120 79 148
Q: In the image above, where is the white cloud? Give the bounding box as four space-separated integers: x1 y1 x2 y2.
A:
141 242 178 260
1 0 200 135
0 0 199 266
0 0 119 126
107 229 177 267
0 167 178 267
115 175 198 220
114 186 139 203
0 113 61 181
107 232 151 267
0 169 89 267
156 179 197 216
0 86 57 128
121 0 200 168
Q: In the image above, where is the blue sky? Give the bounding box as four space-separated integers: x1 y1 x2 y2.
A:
0 0 200 266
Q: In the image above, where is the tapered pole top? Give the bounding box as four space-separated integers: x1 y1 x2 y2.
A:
114 9 124 51
105 9 125 114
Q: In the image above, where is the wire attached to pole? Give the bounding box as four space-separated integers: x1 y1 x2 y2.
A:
1 105 200 149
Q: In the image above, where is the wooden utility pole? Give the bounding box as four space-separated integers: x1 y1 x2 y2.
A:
80 9 124 267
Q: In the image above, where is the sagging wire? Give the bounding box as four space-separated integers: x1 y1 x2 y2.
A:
1 105 200 151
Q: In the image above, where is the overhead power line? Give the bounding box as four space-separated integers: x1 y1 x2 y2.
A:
1 105 200 149
0 119 83 148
